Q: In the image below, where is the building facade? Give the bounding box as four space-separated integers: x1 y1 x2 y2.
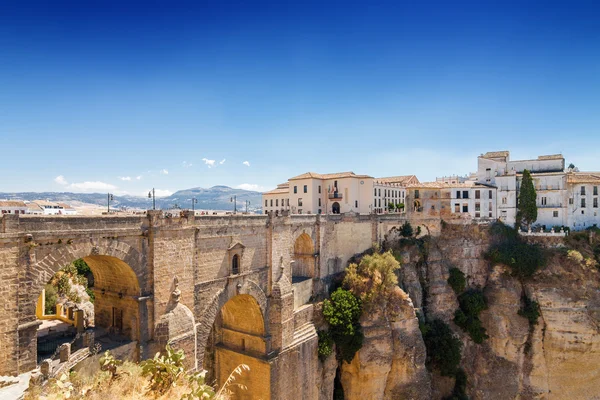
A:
0 201 28 215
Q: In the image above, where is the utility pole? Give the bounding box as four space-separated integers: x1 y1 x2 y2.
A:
107 193 113 213
192 198 198 212
230 195 237 214
148 188 156 210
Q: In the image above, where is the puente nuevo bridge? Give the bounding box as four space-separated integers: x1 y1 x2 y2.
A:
0 211 439 399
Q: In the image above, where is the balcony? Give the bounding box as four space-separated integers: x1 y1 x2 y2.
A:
328 192 343 200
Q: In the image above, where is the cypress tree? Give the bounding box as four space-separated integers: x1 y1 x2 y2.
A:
517 169 537 229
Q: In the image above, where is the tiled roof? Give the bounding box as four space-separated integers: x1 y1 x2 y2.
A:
27 203 43 211
567 173 600 184
32 200 59 207
0 200 27 208
406 181 482 189
480 151 509 159
375 175 420 185
57 202 75 209
263 188 289 195
289 171 373 180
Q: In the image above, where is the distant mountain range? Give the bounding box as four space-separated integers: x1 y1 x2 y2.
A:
0 185 263 212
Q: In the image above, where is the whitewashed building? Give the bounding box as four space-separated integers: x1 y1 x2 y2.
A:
0 200 28 215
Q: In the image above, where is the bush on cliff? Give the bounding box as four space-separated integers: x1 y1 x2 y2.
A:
420 318 462 377
518 295 541 329
454 289 489 344
447 268 466 295
486 222 546 279
322 288 364 363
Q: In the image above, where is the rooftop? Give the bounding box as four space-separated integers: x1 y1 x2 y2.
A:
288 171 373 180
375 175 420 185
0 200 27 208
480 151 509 160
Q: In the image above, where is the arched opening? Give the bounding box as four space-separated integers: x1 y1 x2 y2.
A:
34 255 141 366
293 233 315 279
232 254 240 275
332 202 341 214
204 294 269 400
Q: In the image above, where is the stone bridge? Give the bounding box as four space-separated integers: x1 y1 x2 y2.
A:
0 211 439 399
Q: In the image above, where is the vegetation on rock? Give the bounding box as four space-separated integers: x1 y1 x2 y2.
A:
322 288 364 363
454 289 489 344
518 295 541 329
420 318 463 377
486 222 546 279
400 221 414 238
317 330 334 360
443 368 469 400
447 268 466 295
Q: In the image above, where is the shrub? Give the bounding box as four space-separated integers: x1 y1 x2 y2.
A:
140 345 186 394
322 288 364 363
317 330 334 361
44 284 57 315
486 222 546 279
421 319 462 377
518 295 540 328
99 350 123 379
74 258 92 276
444 368 469 400
388 202 395 211
454 289 488 343
56 273 71 296
400 221 414 237
447 268 466 295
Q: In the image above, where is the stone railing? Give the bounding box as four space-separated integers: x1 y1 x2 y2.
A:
519 228 567 237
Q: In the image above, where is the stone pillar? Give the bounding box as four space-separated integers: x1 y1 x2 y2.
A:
59 343 71 363
83 330 95 348
74 309 84 333
40 359 52 378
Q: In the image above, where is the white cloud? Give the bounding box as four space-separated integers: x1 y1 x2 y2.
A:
69 181 117 191
242 161 250 167
202 158 216 168
182 161 193 168
54 175 68 185
119 176 132 181
145 189 173 197
236 183 264 191
136 175 142 180
220 159 226 165
160 169 169 175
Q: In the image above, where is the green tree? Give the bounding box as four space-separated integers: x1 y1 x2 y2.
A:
420 319 462 377
517 169 537 229
400 221 414 237
322 288 364 363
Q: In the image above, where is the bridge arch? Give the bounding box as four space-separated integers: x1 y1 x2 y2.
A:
293 232 315 279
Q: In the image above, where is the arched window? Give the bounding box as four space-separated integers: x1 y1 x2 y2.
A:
232 254 240 275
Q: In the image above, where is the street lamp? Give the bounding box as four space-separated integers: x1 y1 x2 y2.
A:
107 193 114 213
245 200 251 213
230 195 237 214
148 188 156 210
191 198 198 212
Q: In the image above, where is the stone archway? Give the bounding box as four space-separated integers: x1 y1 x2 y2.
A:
293 233 315 279
17 240 149 373
332 202 341 214
204 294 270 400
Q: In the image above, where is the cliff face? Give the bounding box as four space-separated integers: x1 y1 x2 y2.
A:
336 224 600 400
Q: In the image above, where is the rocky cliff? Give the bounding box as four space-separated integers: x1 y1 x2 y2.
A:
323 223 600 400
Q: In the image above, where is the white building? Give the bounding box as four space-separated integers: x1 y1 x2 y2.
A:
476 151 600 230
262 172 419 215
29 200 77 215
0 200 28 215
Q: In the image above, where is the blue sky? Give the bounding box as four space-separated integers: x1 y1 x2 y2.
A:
1 1 599 196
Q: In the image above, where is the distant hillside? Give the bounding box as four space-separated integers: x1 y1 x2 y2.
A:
0 185 263 212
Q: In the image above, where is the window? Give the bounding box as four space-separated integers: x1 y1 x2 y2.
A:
286 199 289 206
318 209 322 214
454 203 460 213
378 199 381 207
489 190 493 199
298 198 303 207
486 168 491 179
475 212 480 218
502 197 507 205
463 191 469 199
569 198 574 205
594 186 598 196
265 200 268 207
456 190 461 199
232 254 240 275
378 189 381 196
415 190 420 199
270 199 273 207
355 200 358 208
594 198 598 208
304 185 307 193
581 198 586 208
475 202 481 211
463 204 469 213
489 211 492 218
298 209 302 214
581 186 586 195
319 185 321 194
276 199 279 207
553 211 559 218
282 199 285 207
294 186 297 194
489 202 492 211
475 190 480 199
374 188 377 196
541 197 547 206
318 198 322 206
